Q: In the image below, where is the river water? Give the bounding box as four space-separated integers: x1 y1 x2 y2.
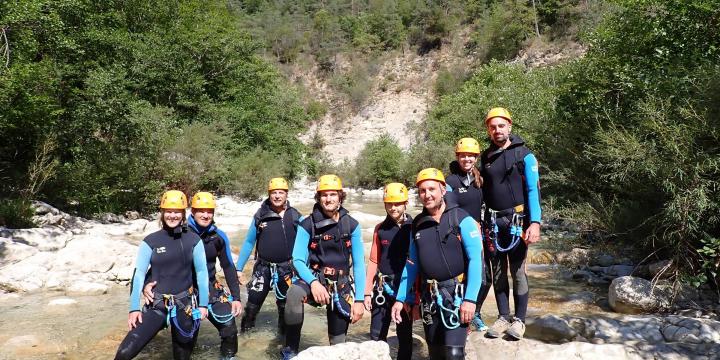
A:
0 194 612 359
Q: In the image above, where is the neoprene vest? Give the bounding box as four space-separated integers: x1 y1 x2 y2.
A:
300 204 358 272
480 135 531 212
411 193 469 282
375 214 413 276
253 199 301 263
446 160 484 222
143 226 202 296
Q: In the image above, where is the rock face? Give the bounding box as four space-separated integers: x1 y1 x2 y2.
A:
297 340 391 360
608 276 666 314
0 202 151 293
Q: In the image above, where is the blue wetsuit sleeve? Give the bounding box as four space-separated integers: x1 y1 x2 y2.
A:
236 219 257 271
129 242 152 312
446 183 453 192
523 153 542 223
460 216 483 303
193 242 209 307
350 224 365 302
216 229 241 300
292 226 317 285
395 237 419 304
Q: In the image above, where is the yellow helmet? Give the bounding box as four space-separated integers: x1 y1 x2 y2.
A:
191 192 216 209
317 174 343 192
160 190 188 210
455 137 480 154
383 183 409 203
416 168 446 186
485 107 512 124
268 177 289 192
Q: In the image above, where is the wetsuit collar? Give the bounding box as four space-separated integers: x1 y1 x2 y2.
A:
162 223 185 237
261 197 290 215
383 213 411 228
311 203 348 226
487 134 525 156
187 214 216 236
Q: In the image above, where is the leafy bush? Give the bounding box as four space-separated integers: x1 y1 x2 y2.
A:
0 199 35 229
354 135 405 188
400 142 455 187
468 0 536 62
223 148 291 200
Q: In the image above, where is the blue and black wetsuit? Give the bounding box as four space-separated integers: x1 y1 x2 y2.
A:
115 225 209 360
187 215 240 358
446 161 493 318
479 134 541 322
236 199 302 333
395 193 484 360
368 214 413 360
284 204 365 353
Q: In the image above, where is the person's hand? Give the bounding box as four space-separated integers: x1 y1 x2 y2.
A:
142 281 157 306
231 300 243 317
128 311 142 330
459 301 476 324
363 294 373 311
237 271 245 285
310 281 330 305
391 301 408 324
351 302 365 323
524 222 541 245
198 307 208 320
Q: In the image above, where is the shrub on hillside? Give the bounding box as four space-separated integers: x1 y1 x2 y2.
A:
468 0 535 62
354 135 405 188
224 148 291 200
400 142 455 187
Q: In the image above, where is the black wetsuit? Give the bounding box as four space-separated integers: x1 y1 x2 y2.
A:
115 226 209 360
187 215 241 359
236 199 301 333
446 161 493 317
480 134 542 322
396 193 484 360
368 214 413 360
284 204 365 354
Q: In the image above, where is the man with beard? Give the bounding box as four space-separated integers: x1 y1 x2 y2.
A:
281 175 366 359
481 107 542 340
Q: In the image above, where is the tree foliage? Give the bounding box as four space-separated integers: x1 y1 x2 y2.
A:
0 0 310 216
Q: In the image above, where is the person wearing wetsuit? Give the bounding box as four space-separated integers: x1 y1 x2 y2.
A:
391 168 484 360
480 107 542 340
363 183 414 360
143 192 242 359
236 178 302 334
281 175 366 359
115 190 209 360
445 137 491 332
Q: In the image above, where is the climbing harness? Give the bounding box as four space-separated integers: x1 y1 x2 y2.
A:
208 282 235 324
487 204 525 253
327 279 351 319
374 273 396 306
162 289 201 338
270 262 288 300
422 278 464 329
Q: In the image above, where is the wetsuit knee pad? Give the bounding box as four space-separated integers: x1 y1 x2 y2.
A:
512 268 529 296
329 333 346 345
285 285 307 325
444 345 465 360
428 345 446 360
218 319 238 338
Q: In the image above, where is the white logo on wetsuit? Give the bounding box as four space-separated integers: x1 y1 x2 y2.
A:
157 246 166 254
415 233 421 240
259 222 268 229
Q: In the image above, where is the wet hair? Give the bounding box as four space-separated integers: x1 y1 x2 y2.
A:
314 190 347 204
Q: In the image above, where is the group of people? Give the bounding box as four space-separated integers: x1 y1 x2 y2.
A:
113 107 542 360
